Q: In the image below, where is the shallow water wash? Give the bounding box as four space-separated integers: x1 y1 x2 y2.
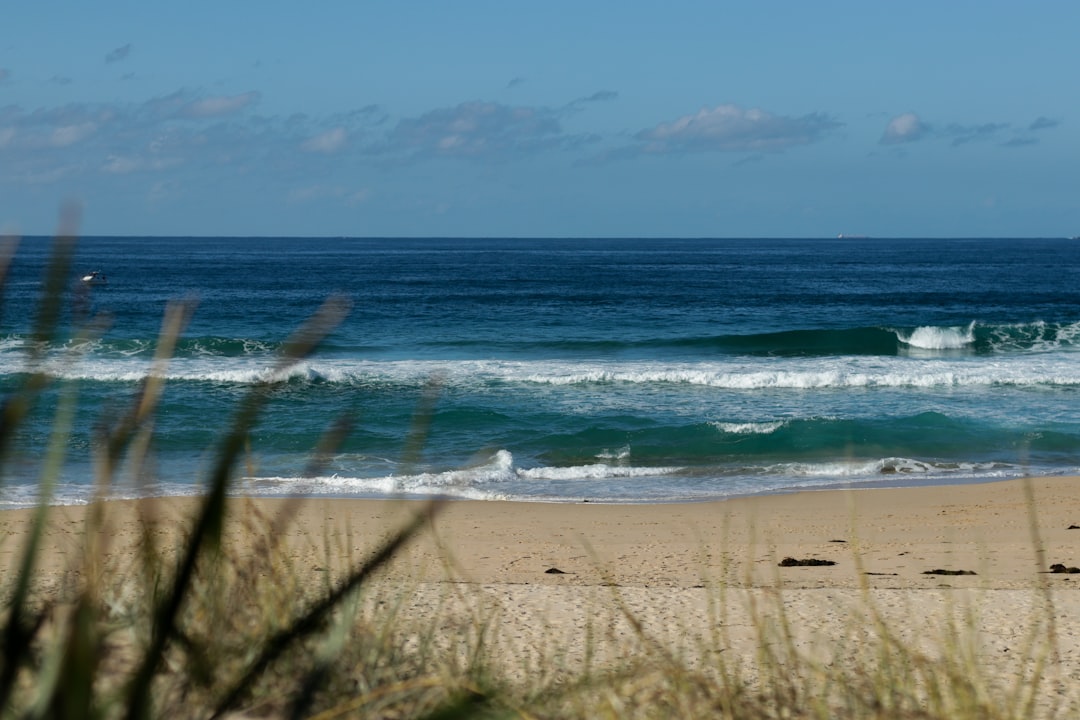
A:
3 236 1080 506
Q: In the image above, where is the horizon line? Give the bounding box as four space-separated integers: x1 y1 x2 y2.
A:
11 234 1080 241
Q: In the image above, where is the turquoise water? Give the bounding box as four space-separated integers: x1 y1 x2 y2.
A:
3 236 1080 506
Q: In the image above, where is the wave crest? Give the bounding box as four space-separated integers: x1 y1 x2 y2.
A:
895 322 976 350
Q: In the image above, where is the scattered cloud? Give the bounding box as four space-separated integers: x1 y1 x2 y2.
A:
178 91 260 118
945 122 1009 146
880 112 927 145
101 155 141 174
566 90 618 112
50 75 74 86
0 68 10 83
733 153 766 167
0 105 114 153
331 104 386 128
387 101 568 160
1029 116 1059 131
575 90 618 104
301 126 348 153
141 90 207 120
105 44 133 64
0 90 388 191
50 122 98 148
506 77 526 89
880 112 1056 150
634 104 840 154
4 82 1057 204
999 117 1059 147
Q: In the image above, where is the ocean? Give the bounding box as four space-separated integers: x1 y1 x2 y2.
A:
3 236 1080 507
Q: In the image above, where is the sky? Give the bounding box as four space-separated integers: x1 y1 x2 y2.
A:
1 1 1077 238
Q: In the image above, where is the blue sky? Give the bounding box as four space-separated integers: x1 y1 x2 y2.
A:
1 1 1077 237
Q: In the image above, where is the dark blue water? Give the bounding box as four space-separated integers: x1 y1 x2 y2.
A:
3 236 1080 506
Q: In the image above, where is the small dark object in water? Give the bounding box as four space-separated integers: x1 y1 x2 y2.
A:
828 539 847 543
1050 563 1080 574
864 572 898 576
779 557 836 567
544 567 567 574
923 569 977 576
1068 525 1080 530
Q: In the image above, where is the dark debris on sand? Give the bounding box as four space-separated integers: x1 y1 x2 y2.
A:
779 557 836 567
923 569 977 576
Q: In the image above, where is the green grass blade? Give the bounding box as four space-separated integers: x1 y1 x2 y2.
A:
122 296 350 720
209 500 442 719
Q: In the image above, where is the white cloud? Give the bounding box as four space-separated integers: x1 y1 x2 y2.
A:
50 122 97 147
0 91 383 191
102 155 142 174
179 92 260 118
880 112 927 144
635 104 840 154
301 126 348 153
0 94 261 187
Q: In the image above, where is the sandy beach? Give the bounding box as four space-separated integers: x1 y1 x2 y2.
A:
5 476 1080 715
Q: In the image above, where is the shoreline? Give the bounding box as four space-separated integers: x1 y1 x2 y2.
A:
6 474 1080 590
1 466 1067 511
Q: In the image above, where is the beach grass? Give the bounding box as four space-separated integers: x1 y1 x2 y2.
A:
0 223 1071 718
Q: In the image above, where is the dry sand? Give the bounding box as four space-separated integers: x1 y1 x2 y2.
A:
4 476 1080 713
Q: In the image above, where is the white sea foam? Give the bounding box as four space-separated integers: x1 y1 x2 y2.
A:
233 450 685 502
516 463 684 481
0 336 25 353
5 456 1063 507
1050 321 1080 348
988 320 1080 354
231 451 517 501
765 457 1007 479
519 362 1080 389
895 322 975 350
10 353 1080 391
596 445 631 460
0 481 205 510
711 420 787 435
